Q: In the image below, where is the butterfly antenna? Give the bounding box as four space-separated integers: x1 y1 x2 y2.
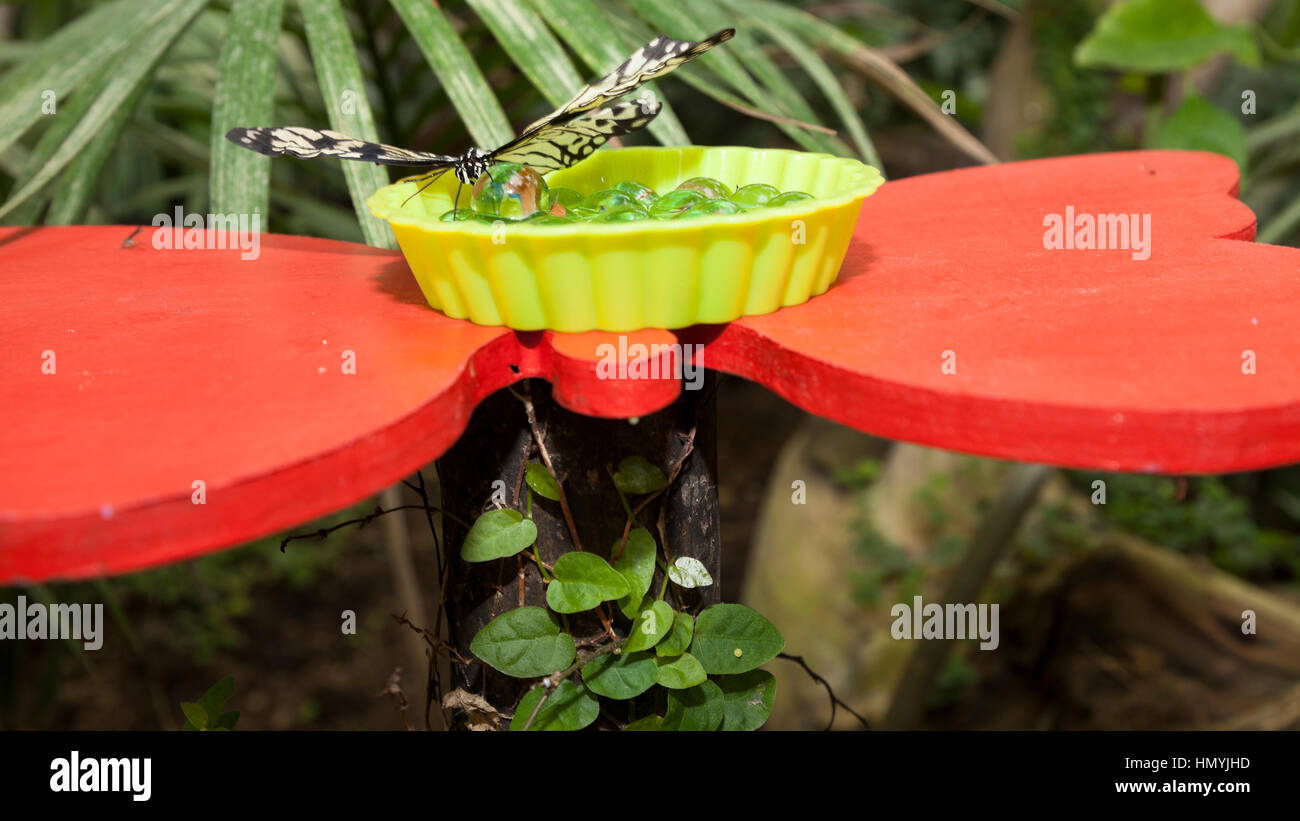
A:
400 168 450 207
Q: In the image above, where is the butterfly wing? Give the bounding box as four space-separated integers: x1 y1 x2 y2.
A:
492 97 662 173
226 29 733 178
225 127 456 168
518 29 734 136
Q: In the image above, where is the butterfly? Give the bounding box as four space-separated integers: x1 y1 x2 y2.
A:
227 28 734 211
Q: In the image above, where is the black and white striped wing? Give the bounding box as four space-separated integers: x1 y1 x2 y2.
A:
492 97 662 173
518 29 733 136
225 126 457 168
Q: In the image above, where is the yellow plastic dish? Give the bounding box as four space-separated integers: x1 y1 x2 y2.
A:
367 146 883 332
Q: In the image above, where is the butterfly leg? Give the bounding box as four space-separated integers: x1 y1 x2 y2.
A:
452 182 465 220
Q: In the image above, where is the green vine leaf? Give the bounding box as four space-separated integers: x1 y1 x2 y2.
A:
525 462 561 501
655 652 707 689
690 604 785 675
470 607 575 678
183 676 238 730
612 455 667 494
667 556 713 589
461 509 538 562
661 680 724 731
1074 0 1260 72
622 598 674 653
623 715 664 731
509 680 599 731
613 528 656 618
655 611 695 658
545 552 630 614
581 650 658 700
1151 93 1246 172
210 711 240 731
180 702 207 730
197 676 234 716
718 670 777 731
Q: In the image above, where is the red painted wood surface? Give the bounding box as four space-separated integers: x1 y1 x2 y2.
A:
2 150 1297 581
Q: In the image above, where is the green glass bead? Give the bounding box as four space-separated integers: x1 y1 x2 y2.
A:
730 183 780 208
528 214 572 226
676 198 744 219
549 186 584 209
675 176 731 199
439 208 476 222
591 204 650 223
766 190 814 207
470 162 550 220
475 213 506 225
611 180 658 205
580 189 638 213
650 189 705 217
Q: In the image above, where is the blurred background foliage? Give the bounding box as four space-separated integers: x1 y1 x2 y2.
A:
3 0 1300 729
4 0 1300 242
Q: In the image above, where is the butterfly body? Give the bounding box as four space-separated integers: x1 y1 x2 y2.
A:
453 148 492 185
227 29 734 199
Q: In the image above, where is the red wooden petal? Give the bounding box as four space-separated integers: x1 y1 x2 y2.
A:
1 150 1296 581
702 150 1297 474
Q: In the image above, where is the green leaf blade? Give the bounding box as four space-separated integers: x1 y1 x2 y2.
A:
180 701 208 730
614 528 657 618
625 0 845 156
718 670 776 731
470 607 575 678
655 611 694 657
510 680 599 730
0 0 160 159
545 552 630 613
528 0 690 146
212 710 240 731
468 0 587 111
5 45 137 224
45 65 152 225
623 714 663 731
0 0 210 221
746 17 879 166
461 509 539 562
299 0 395 248
613 456 667 495
661 680 723 731
623 599 674 653
1151 93 1247 172
197 676 235 717
390 0 514 148
667 556 713 589
655 651 706 689
209 0 285 220
582 650 658 699
1074 0 1261 72
690 603 784 674
525 462 561 501
735 0 995 166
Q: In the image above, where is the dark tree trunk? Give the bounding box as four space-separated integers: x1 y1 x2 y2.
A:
436 375 719 729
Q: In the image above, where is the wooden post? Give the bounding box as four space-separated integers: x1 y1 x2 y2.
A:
436 375 718 729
